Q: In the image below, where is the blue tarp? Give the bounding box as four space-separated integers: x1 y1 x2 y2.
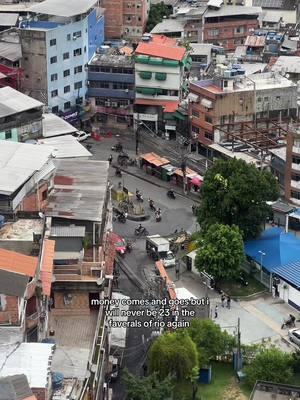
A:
244 227 300 272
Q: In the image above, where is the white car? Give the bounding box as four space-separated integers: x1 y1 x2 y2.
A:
73 131 91 142
288 328 300 347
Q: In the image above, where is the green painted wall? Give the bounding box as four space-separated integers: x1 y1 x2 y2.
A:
0 128 18 142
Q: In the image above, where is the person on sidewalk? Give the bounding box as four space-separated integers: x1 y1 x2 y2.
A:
214 305 218 318
226 296 231 309
221 293 226 308
108 154 113 165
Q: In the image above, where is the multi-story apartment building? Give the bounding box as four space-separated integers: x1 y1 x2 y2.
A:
134 34 190 138
189 70 297 156
0 86 43 141
102 0 149 39
87 48 135 128
19 0 104 115
203 6 261 51
284 130 300 205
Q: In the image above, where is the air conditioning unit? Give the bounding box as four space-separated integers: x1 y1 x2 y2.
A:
105 101 111 106
111 102 118 107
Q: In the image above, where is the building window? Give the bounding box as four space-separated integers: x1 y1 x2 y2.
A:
50 38 56 46
208 28 219 37
63 52 70 60
205 115 213 124
100 66 110 73
89 81 109 88
5 130 12 139
51 89 58 97
264 97 268 102
50 56 57 64
64 85 70 93
64 101 71 110
74 65 83 74
73 31 81 38
192 109 199 118
138 17 141 21
42 190 47 201
234 26 245 34
204 131 214 141
67 34 71 41
74 81 82 89
276 96 281 100
291 191 300 200
52 106 59 113
84 46 86 53
73 48 82 56
257 97 262 102
76 97 83 104
51 73 58 81
63 69 70 77
223 80 228 88
112 82 133 90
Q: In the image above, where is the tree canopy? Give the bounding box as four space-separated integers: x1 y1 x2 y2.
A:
198 158 279 239
146 2 172 32
149 330 198 379
122 370 174 400
188 319 235 365
244 347 294 386
195 224 245 282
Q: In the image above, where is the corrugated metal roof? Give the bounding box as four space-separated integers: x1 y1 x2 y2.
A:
0 248 38 277
50 225 86 237
273 262 300 287
0 375 34 400
245 35 265 47
0 343 54 388
42 113 77 137
29 0 97 17
0 270 28 297
205 6 262 18
45 159 109 222
0 13 18 26
253 0 296 10
140 152 169 167
38 135 91 158
151 19 184 34
0 140 54 196
0 86 43 118
40 239 55 297
136 35 186 61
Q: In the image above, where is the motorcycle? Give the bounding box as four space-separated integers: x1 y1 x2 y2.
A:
167 190 176 199
134 226 149 236
148 199 156 211
113 213 126 223
111 142 123 152
281 314 296 329
126 242 133 253
155 213 161 223
136 193 144 202
192 204 198 215
115 168 122 177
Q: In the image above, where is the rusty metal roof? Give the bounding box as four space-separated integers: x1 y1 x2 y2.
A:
245 35 265 47
45 159 109 222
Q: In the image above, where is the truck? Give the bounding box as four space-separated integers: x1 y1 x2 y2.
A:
146 234 176 268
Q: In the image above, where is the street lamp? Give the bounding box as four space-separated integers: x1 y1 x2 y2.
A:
258 250 266 283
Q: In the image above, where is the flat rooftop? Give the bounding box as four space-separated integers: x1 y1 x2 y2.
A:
0 219 43 241
45 159 109 222
42 113 77 138
38 135 92 158
272 56 300 74
0 86 43 118
50 311 98 379
89 52 134 67
29 0 97 18
150 19 184 34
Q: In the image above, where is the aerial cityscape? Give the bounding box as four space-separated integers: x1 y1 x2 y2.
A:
0 0 300 399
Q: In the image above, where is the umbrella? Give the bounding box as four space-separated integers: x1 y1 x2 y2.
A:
190 176 202 186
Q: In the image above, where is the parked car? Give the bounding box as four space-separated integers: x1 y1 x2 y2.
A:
288 328 300 346
73 131 91 142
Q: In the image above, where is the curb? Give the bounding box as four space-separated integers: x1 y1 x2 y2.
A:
231 290 268 302
112 165 202 204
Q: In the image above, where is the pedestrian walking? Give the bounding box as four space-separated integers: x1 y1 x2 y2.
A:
108 154 113 165
221 293 226 308
214 305 218 318
175 264 180 280
226 296 231 309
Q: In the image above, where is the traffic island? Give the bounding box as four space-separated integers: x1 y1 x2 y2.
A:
112 206 150 222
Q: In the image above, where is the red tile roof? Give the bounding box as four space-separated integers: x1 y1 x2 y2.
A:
0 249 38 277
40 239 55 296
136 35 186 61
135 99 179 113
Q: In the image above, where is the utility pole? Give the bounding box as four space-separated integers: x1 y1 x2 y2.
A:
237 317 241 371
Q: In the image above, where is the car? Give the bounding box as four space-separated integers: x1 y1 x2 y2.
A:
288 328 300 346
73 131 91 142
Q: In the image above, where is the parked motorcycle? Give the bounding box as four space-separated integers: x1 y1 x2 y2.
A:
136 191 144 202
134 225 149 236
126 242 133 253
167 190 176 199
148 199 156 211
111 142 123 152
281 314 296 329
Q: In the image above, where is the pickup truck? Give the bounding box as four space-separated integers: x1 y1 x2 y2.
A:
146 234 176 268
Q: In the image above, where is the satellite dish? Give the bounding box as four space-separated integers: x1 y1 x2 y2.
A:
38 212 44 219
285 73 290 79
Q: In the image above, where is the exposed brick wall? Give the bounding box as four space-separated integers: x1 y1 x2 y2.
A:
0 295 19 324
18 182 49 212
32 388 47 400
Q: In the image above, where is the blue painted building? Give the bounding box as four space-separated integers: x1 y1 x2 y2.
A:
20 0 104 116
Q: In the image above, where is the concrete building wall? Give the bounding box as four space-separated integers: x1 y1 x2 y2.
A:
0 295 19 324
88 10 105 61
20 30 48 104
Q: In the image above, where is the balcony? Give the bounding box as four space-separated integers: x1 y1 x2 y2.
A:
87 88 135 99
88 72 134 84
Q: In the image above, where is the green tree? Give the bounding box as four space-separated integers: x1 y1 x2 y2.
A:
146 2 172 31
198 158 279 239
244 347 294 386
149 330 198 379
188 319 235 366
195 224 245 282
122 369 174 400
